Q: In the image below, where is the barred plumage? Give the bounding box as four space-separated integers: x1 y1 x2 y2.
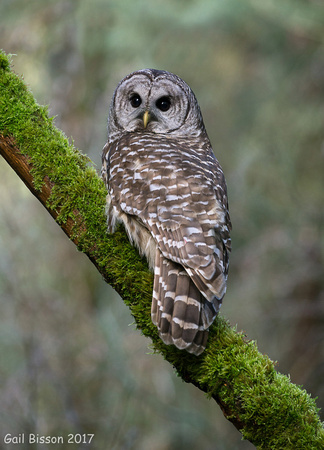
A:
102 69 231 355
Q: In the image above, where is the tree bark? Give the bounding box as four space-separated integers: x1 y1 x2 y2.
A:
1 50 323 449
0 135 76 242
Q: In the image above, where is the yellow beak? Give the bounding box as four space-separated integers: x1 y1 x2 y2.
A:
143 110 150 128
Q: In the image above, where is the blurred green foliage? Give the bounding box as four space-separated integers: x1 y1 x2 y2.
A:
0 1 323 449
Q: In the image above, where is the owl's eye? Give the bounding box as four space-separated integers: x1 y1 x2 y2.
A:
156 96 171 112
130 94 142 108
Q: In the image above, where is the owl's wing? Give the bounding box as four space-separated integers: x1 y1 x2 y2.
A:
106 134 231 314
147 165 231 305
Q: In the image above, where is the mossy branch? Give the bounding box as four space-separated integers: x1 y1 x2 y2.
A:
0 51 323 449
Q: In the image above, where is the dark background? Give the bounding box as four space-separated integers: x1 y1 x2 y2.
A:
0 1 323 449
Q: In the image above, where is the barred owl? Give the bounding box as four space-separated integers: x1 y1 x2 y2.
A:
102 69 231 356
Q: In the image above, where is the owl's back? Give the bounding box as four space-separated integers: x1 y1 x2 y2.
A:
102 132 231 354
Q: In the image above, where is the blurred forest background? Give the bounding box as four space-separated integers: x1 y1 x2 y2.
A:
0 1 324 449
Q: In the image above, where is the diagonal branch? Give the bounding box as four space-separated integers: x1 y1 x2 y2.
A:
0 50 323 449
0 135 76 242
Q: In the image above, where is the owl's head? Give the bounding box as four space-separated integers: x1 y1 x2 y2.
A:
107 69 206 142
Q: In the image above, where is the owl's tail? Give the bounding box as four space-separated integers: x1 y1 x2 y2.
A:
151 250 218 356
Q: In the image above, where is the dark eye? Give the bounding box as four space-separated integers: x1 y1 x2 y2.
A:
156 96 171 112
130 93 142 108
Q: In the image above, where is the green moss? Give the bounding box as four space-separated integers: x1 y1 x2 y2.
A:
1 50 323 448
